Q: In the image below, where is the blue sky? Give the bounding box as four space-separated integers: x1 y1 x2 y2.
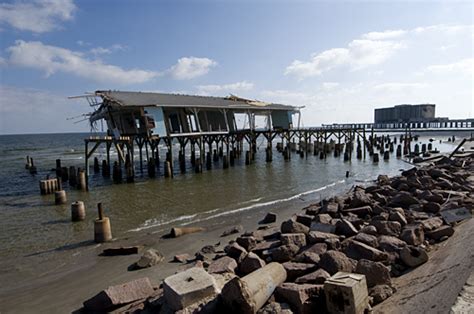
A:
0 0 472 134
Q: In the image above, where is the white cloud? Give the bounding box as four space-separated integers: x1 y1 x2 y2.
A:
196 81 254 95
169 57 217 80
285 23 472 79
90 44 126 55
7 40 158 85
0 56 6 66
361 29 407 40
0 0 76 33
426 58 473 75
285 39 403 78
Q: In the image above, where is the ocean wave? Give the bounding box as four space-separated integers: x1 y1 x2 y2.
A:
128 179 346 233
183 180 345 224
128 214 197 232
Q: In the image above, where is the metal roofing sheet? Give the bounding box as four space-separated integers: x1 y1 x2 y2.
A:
96 90 298 111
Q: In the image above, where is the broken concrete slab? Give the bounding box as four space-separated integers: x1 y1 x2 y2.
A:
208 256 238 274
83 277 154 311
441 207 472 224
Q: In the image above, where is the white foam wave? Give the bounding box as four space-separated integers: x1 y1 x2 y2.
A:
180 180 345 225
128 214 197 232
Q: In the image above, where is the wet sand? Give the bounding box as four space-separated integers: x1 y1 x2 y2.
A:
0 188 335 313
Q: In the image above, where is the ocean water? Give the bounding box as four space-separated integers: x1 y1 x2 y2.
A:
0 131 466 269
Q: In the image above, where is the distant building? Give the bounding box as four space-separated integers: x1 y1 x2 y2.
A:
374 104 436 124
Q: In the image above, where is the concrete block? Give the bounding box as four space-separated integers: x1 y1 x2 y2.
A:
324 272 369 314
163 267 218 311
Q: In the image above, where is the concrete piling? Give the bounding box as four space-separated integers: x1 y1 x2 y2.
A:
71 201 86 221
383 151 390 160
344 152 350 162
222 263 287 312
206 152 212 170
55 190 67 205
245 151 251 165
396 145 402 157
93 157 100 173
78 168 87 191
55 159 62 177
29 158 37 174
112 162 122 184
69 166 77 187
195 158 202 173
223 155 229 169
373 153 380 163
126 163 134 183
94 203 112 243
25 155 32 169
230 150 235 166
101 161 109 177
39 178 60 195
148 158 156 178
164 161 172 178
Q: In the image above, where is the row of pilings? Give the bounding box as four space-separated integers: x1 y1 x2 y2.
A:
79 131 428 187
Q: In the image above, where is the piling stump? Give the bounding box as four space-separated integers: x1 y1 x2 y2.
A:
55 190 67 205
71 201 86 221
94 203 112 243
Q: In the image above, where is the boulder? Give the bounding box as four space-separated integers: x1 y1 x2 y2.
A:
173 254 190 263
310 222 336 234
296 214 313 227
335 219 358 237
236 236 257 251
350 190 373 208
354 233 378 248
281 233 307 248
295 268 330 284
377 235 407 253
240 252 266 275
324 238 341 251
305 243 328 255
369 285 394 305
400 246 428 267
400 225 424 246
314 213 333 224
260 212 277 224
258 302 293 314
208 256 238 274
282 262 318 282
225 242 248 263
377 174 390 185
281 219 310 235
360 225 378 235
426 225 454 241
271 244 300 262
355 259 391 288
83 278 154 311
321 202 339 216
275 283 324 314
342 206 372 217
344 240 388 262
389 192 420 208
252 239 281 254
420 217 444 231
423 202 442 213
388 210 407 226
221 225 243 237
136 249 164 269
294 251 321 264
307 231 338 244
371 220 402 236
319 251 355 275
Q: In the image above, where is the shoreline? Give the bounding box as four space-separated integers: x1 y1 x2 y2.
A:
0 175 357 313
0 136 471 313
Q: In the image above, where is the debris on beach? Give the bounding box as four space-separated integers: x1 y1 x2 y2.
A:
79 153 473 313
